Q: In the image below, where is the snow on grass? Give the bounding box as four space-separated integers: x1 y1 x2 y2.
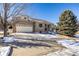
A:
46 39 79 56
74 34 79 38
11 33 58 40
57 39 75 47
54 39 79 56
57 39 79 49
0 46 11 56
3 37 16 43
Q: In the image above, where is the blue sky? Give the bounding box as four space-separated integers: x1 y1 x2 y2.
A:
24 3 79 24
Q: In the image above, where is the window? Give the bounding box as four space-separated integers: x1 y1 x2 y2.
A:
24 17 26 19
45 28 47 31
9 26 12 29
48 24 50 28
39 31 42 33
52 28 54 31
39 24 42 27
45 24 47 27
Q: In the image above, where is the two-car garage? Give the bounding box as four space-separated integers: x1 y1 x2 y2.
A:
15 23 33 33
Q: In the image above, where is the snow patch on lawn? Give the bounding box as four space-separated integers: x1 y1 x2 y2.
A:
11 33 58 40
57 39 79 47
46 39 79 56
74 34 79 38
3 37 16 43
57 39 76 47
0 46 11 56
48 39 79 56
39 34 58 39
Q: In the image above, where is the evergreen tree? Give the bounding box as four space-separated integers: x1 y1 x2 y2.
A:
57 10 78 36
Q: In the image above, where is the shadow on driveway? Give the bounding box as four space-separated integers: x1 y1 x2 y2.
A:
3 41 51 48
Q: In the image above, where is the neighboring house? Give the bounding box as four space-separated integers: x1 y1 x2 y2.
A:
8 15 55 33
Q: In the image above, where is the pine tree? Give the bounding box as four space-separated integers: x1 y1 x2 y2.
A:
57 10 78 36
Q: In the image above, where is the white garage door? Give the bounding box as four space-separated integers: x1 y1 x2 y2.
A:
16 25 33 33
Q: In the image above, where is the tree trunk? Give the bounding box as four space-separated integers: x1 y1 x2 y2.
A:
3 3 8 37
4 23 8 37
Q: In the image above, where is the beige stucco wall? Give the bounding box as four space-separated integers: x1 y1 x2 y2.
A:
34 22 45 32
34 22 53 33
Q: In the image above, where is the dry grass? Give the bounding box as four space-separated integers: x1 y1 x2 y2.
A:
76 31 79 34
11 39 64 56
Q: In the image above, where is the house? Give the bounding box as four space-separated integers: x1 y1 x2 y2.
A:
8 15 55 33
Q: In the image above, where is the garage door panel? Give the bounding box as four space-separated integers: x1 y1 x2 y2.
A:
16 25 33 32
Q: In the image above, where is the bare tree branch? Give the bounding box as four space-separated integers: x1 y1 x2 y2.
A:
7 4 25 19
0 3 25 37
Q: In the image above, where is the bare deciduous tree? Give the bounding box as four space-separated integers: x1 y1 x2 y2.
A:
0 3 25 37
